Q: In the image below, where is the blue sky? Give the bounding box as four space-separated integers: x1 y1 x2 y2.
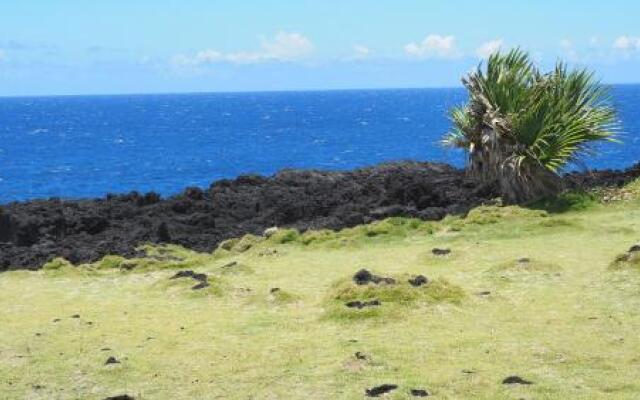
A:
2 0 640 96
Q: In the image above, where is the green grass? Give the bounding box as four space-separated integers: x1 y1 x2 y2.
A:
2 187 640 399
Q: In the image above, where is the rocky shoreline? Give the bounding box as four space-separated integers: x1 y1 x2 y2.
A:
1 161 639 271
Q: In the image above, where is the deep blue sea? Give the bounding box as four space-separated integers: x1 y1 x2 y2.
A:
1 86 639 203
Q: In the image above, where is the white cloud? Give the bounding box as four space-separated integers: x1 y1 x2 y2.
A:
173 32 314 66
260 32 313 61
352 44 370 59
560 38 573 49
404 34 458 58
613 35 640 51
476 39 504 59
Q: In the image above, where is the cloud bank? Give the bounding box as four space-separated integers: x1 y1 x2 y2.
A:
173 32 314 66
404 34 458 58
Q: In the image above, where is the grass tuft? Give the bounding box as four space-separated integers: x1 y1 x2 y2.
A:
529 191 598 213
299 229 336 245
42 257 73 271
324 272 464 321
488 257 562 275
267 288 300 305
268 228 300 244
231 234 264 252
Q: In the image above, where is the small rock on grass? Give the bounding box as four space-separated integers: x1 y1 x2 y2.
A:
353 269 395 285
354 352 368 360
365 384 398 397
432 248 451 256
105 356 120 365
408 275 428 287
170 270 208 282
410 388 430 397
191 282 210 290
502 376 533 385
222 261 238 268
103 396 135 400
345 299 381 309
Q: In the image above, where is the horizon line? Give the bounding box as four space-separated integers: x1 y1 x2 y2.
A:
2 82 640 99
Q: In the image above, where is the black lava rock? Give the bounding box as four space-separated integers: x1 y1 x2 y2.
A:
502 376 533 385
105 356 120 365
365 384 398 397
408 275 428 287
432 248 451 256
345 299 381 309
191 282 210 290
1 161 636 271
353 269 395 285
353 269 374 285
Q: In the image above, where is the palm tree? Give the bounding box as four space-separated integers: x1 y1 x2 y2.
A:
444 49 618 203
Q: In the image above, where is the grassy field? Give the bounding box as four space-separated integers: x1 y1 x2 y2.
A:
2 184 640 399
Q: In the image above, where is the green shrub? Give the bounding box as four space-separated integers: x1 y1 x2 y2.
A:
299 229 335 245
529 191 597 213
42 257 73 271
269 228 300 244
95 255 127 269
232 234 263 252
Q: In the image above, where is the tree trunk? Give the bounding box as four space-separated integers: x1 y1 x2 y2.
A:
467 128 564 204
498 159 563 204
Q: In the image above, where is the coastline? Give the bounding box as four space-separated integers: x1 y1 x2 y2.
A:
1 160 639 271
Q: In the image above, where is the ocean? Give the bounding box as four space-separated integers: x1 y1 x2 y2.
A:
1 86 639 203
